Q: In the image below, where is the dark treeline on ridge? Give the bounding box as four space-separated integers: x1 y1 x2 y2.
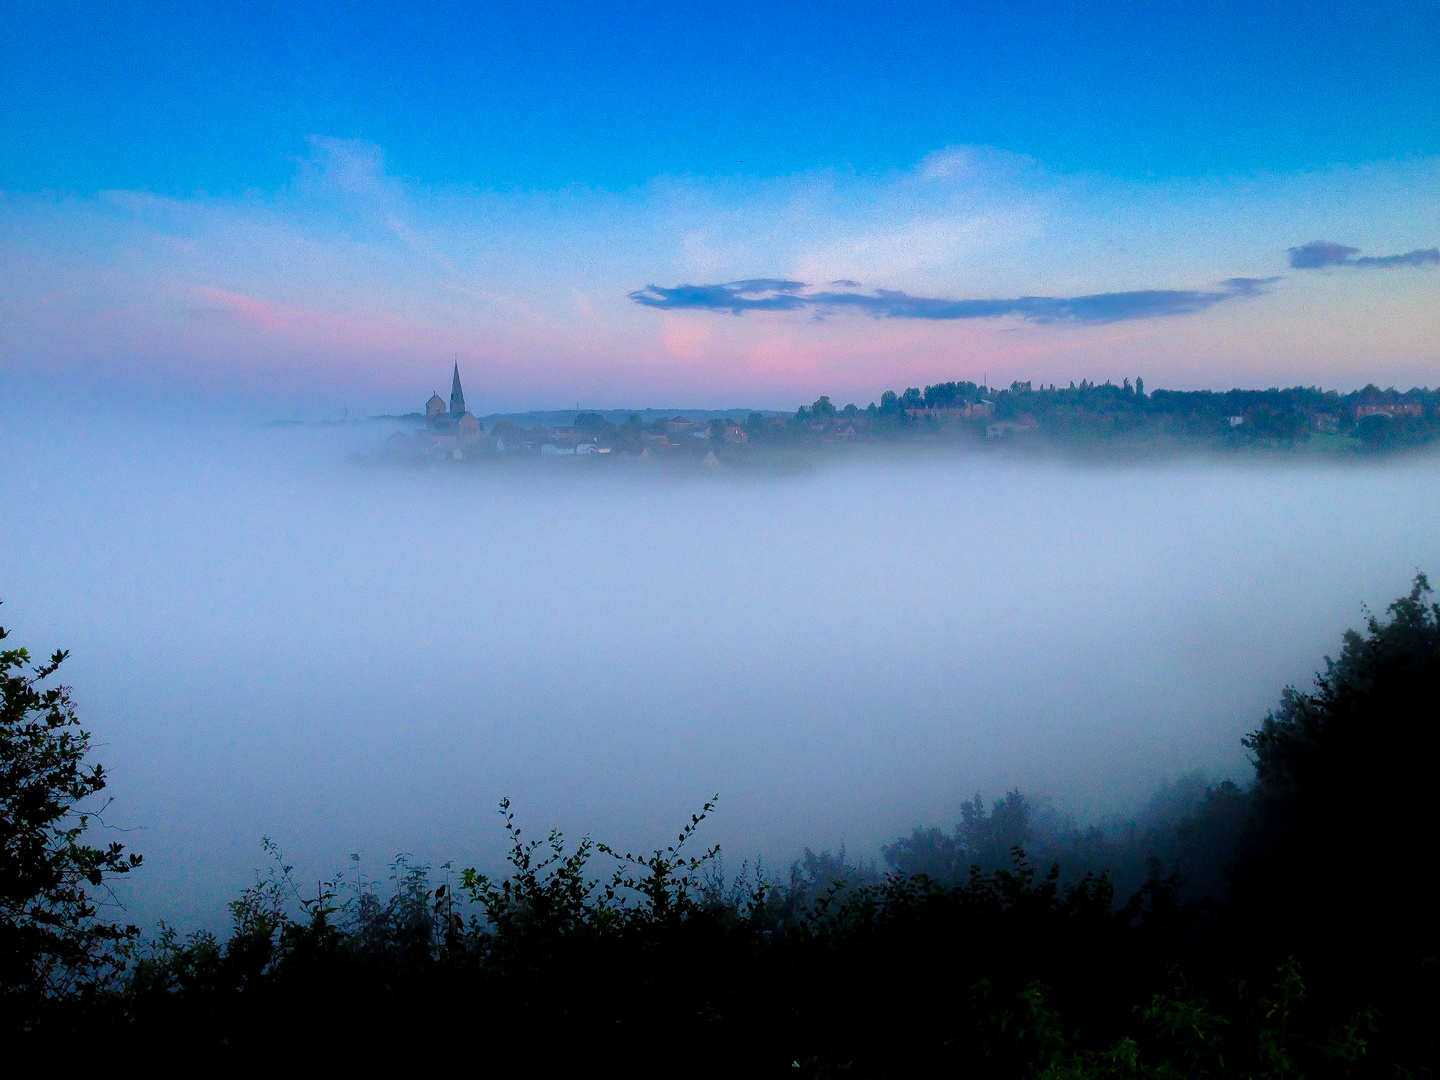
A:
776 379 1440 453
3 579 1438 1074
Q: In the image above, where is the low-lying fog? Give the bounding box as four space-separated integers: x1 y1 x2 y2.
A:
2 413 1437 929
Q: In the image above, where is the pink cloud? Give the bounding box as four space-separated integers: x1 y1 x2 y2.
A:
188 286 418 351
192 287 352 336
658 316 713 361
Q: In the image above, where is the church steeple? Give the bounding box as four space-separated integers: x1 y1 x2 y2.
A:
449 361 466 415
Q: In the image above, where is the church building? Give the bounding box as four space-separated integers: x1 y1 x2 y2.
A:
426 363 482 436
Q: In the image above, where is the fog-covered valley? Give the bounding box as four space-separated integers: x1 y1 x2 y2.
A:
2 413 1437 930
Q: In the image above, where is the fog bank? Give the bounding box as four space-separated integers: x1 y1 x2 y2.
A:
2 414 1437 929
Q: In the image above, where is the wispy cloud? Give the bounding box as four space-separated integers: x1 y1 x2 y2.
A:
1289 240 1440 269
629 277 1274 325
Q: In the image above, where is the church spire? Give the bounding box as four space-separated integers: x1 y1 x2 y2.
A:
449 360 466 415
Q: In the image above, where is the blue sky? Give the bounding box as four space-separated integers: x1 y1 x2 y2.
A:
7 0 1438 192
2 1 1437 412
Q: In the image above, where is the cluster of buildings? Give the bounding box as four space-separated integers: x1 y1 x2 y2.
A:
899 398 1035 438
901 397 1029 437
632 415 751 451
904 401 995 420
386 365 726 464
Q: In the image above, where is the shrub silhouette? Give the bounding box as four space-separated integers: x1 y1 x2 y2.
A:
0 606 141 1032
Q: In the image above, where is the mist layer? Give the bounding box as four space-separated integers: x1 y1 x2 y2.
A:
1 416 1436 928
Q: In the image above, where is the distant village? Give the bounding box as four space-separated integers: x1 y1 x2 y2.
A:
382 365 1440 466
385 364 737 466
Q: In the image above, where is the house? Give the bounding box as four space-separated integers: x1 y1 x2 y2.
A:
986 421 1025 438
665 416 699 436
984 414 1038 438
1312 414 1340 434
701 450 719 467
423 434 459 457
905 406 970 420
1356 402 1423 419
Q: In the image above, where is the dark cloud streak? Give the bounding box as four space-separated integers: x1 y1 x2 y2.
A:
1354 249 1440 268
1289 240 1439 270
629 277 1274 325
630 280 808 314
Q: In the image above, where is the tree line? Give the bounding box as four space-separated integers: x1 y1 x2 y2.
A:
778 380 1440 451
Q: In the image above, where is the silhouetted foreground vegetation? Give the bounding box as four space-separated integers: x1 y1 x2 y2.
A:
3 580 1438 1075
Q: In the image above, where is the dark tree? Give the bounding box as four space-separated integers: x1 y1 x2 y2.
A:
572 412 614 436
1234 573 1440 977
884 790 1036 881
1 608 141 1028
810 395 836 419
